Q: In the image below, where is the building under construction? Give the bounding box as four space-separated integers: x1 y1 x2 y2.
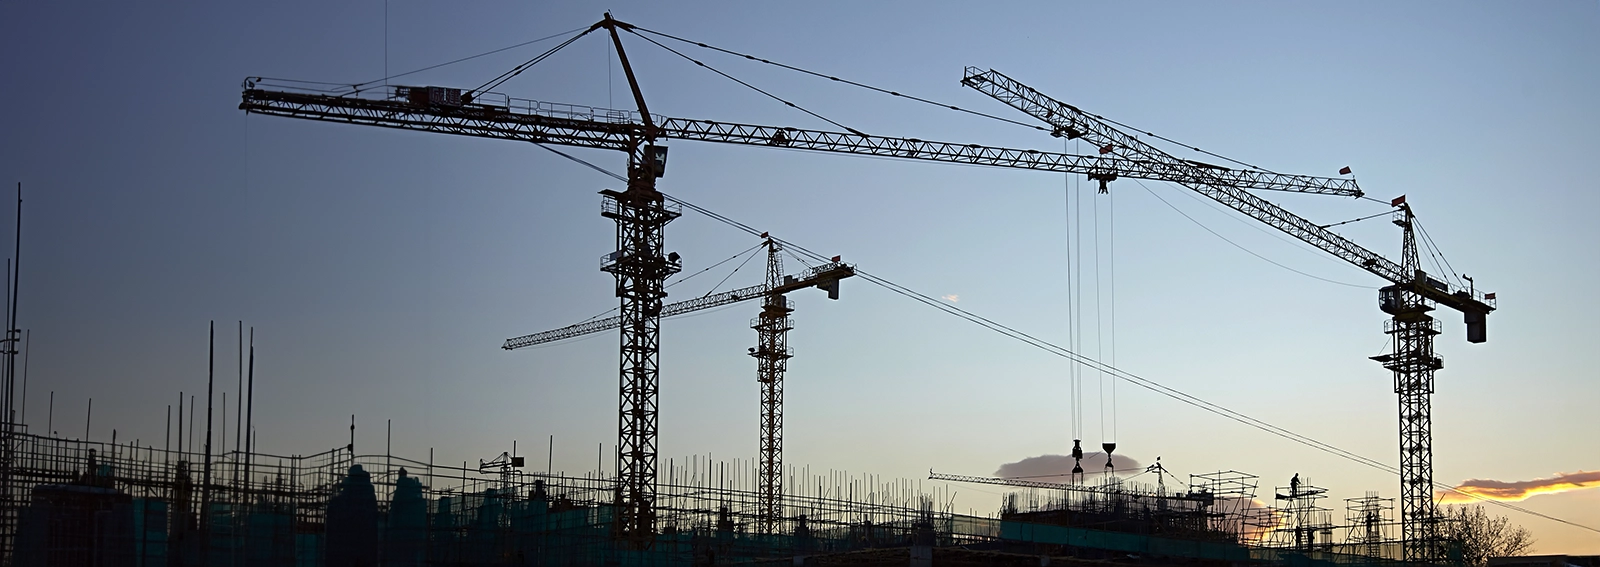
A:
0 417 1428 567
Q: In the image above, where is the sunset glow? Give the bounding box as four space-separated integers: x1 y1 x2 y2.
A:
1437 470 1600 503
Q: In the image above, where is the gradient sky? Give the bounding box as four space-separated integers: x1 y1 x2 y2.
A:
2 0 1597 554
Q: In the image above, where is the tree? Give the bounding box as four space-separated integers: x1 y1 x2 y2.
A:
1439 504 1535 566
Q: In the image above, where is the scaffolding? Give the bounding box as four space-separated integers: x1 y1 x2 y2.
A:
934 469 1415 567
0 422 1422 567
0 425 990 566
1345 491 1399 560
1267 475 1337 552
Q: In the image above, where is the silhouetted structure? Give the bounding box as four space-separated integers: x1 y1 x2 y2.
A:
0 426 1414 566
325 464 378 567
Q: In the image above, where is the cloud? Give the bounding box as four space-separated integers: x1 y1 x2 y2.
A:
1437 470 1600 503
941 294 959 303
994 453 1143 480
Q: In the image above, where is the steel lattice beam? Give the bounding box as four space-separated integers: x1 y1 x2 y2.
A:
962 68 1491 312
240 85 1478 308
962 69 1413 285
502 261 853 351
502 283 765 350
239 86 1359 196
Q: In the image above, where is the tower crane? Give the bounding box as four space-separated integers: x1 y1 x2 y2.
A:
960 68 1495 563
240 13 1361 545
503 238 848 533
501 242 850 350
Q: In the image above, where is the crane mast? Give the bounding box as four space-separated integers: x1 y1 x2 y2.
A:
751 240 793 533
591 14 672 545
962 68 1495 563
599 179 675 544
1373 204 1445 560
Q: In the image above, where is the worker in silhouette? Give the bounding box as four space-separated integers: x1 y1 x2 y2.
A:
1290 473 1301 497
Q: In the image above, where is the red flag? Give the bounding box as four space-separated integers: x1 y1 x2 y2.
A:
1391 195 1406 207
831 255 841 262
1098 143 1114 155
1484 292 1496 300
1339 166 1352 175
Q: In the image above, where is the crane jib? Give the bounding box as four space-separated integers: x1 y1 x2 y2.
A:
501 263 855 350
240 83 1496 310
239 83 1490 324
957 70 1493 318
238 84 1358 196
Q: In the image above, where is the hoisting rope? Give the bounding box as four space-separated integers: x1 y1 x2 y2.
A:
622 28 863 136
353 27 588 94
1415 218 1466 289
1135 180 1374 289
1092 155 1108 446
1318 209 1393 230
629 26 1049 133
384 17 1332 181
703 245 764 299
1064 140 1084 469
1108 177 1118 444
470 28 597 99
629 24 1283 174
675 242 765 293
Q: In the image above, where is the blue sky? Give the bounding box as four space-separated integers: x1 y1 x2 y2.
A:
2 1 1597 553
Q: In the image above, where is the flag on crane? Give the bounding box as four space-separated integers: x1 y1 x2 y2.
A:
1099 143 1114 154
1391 195 1407 207
1340 166 1353 175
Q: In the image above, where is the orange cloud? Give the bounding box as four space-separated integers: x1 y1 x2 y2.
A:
941 294 959 303
1437 470 1600 503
